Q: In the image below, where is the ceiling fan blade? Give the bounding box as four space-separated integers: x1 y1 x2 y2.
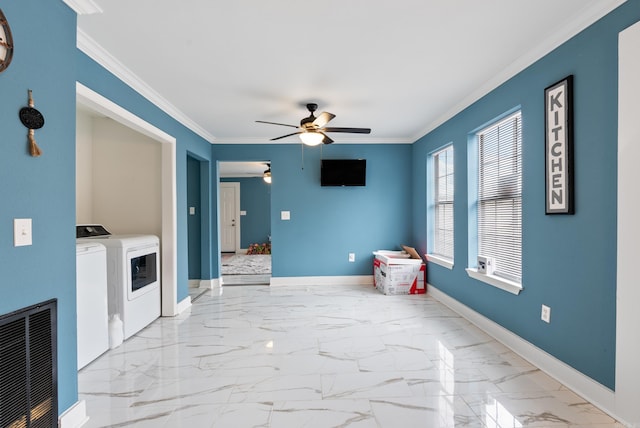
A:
256 120 299 129
313 112 336 128
320 133 334 144
323 127 371 134
270 131 301 141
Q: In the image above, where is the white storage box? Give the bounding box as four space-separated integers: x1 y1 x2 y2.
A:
373 247 426 295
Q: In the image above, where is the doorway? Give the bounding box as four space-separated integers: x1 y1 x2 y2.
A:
219 182 240 253
218 161 272 285
76 83 181 316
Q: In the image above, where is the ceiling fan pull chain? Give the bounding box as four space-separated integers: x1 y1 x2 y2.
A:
301 142 304 170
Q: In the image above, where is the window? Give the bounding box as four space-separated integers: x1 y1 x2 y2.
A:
431 146 454 264
475 111 522 284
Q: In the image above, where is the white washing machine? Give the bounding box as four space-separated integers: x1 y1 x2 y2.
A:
77 225 161 340
76 241 109 369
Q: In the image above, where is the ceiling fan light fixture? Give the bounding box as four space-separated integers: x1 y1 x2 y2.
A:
299 131 323 146
263 167 272 184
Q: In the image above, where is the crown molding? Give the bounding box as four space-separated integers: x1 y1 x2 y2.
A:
410 0 627 143
77 29 217 144
63 0 102 15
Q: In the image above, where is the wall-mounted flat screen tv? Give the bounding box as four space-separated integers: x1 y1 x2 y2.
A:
321 159 366 186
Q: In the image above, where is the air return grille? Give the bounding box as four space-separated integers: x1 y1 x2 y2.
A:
0 299 57 428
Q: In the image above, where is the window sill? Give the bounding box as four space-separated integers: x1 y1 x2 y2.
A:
465 268 523 295
426 254 453 270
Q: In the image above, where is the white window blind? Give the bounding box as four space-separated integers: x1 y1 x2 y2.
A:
477 112 522 283
433 146 454 260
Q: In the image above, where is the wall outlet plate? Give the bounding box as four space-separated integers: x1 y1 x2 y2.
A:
14 218 33 247
348 253 355 262
541 304 551 323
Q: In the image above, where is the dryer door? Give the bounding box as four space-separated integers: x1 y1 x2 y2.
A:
126 244 159 300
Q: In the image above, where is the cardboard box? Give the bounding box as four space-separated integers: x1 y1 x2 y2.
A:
373 246 426 295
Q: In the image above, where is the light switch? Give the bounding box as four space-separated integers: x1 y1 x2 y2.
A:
14 218 33 247
240 210 247 216
189 207 196 215
281 211 291 220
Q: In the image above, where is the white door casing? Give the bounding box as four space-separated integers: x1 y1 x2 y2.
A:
220 182 240 253
616 19 640 427
76 82 180 317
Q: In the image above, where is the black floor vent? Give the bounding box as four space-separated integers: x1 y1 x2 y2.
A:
0 299 57 428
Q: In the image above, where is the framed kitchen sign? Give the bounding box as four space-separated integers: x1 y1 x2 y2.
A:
545 75 574 214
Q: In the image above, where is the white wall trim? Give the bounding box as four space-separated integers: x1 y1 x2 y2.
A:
76 82 179 318
63 0 102 14
465 268 523 295
176 296 192 315
426 254 454 270
200 278 222 289
616 18 640 428
77 30 217 144
58 400 88 428
427 284 621 424
160 141 178 317
270 275 373 287
76 82 174 144
215 137 413 145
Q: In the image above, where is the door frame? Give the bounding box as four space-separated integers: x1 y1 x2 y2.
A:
76 82 180 317
616 19 640 425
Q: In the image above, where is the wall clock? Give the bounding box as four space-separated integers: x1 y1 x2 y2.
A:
0 8 14 73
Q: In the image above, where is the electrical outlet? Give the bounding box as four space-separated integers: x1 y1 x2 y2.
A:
541 304 551 323
348 253 355 262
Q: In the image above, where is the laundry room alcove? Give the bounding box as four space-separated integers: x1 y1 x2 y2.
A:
75 83 180 317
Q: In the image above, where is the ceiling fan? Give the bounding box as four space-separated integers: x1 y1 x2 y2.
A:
256 103 371 146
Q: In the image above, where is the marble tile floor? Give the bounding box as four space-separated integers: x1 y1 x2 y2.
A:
78 284 623 427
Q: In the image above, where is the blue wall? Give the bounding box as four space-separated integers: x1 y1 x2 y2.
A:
1 0 634 416
0 1 78 414
221 177 271 248
411 0 640 390
214 144 413 277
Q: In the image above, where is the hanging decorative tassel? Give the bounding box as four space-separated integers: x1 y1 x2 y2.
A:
28 129 42 157
19 89 45 157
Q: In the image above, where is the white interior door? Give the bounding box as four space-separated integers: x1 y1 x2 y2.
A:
220 182 240 253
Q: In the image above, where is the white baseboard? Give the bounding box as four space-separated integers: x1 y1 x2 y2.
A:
176 295 191 314
427 284 620 423
189 279 223 289
270 275 373 286
199 278 222 289
58 400 88 428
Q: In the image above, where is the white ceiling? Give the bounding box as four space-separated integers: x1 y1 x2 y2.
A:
75 0 624 145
